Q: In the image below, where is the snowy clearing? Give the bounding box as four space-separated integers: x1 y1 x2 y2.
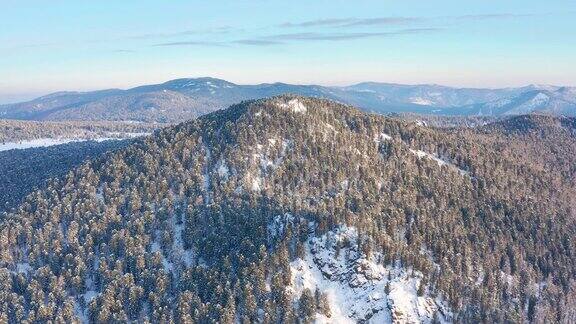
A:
410 149 469 176
0 133 150 152
277 99 308 113
0 138 84 151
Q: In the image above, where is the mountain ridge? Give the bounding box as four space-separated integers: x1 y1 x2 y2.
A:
2 78 574 122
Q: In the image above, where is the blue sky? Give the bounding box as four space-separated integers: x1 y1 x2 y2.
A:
1 0 575 103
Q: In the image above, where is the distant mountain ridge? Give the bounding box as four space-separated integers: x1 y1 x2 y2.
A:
1 77 574 122
1 96 575 322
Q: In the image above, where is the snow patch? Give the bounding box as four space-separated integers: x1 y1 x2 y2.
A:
0 133 148 152
16 262 32 273
215 159 230 179
410 97 435 106
0 138 82 151
485 98 512 109
282 139 293 153
375 132 392 143
151 241 174 272
278 99 307 113
380 133 392 141
201 145 212 204
267 213 296 240
83 290 98 303
105 132 151 138
95 185 105 203
410 149 469 176
530 93 550 106
246 138 293 192
170 211 194 267
251 176 262 191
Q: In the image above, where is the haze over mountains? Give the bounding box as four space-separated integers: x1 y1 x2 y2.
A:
1 78 574 122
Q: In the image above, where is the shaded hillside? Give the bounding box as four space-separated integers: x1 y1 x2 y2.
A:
0 97 575 322
471 115 576 187
0 140 130 214
390 113 502 128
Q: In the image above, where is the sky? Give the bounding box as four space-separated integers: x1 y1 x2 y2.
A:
1 0 575 103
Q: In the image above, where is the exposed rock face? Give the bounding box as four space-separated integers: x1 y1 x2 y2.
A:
289 226 452 323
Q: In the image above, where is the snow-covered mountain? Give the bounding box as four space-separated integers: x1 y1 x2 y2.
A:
1 96 576 322
459 89 576 116
0 78 574 122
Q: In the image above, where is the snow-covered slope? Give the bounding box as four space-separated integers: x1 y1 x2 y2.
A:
409 149 470 176
0 133 150 152
289 226 453 323
465 90 576 116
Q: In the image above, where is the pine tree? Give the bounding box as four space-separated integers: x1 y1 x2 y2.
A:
298 288 316 323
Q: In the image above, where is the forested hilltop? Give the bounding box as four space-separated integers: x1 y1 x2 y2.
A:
0 96 575 323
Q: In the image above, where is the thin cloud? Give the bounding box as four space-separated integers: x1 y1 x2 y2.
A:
279 17 421 28
153 40 228 47
151 28 440 48
454 13 536 20
280 13 541 28
4 42 57 51
280 18 358 28
126 26 238 40
112 49 136 53
233 39 283 46
266 28 440 41
343 17 424 27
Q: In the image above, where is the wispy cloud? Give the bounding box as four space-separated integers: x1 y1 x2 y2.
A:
3 42 57 51
112 49 136 53
280 17 423 28
233 39 282 46
280 18 359 28
151 28 440 48
279 13 539 29
344 17 424 27
148 12 539 49
153 40 228 47
125 26 238 40
265 28 440 41
453 13 537 20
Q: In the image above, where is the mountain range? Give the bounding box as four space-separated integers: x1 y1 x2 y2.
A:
1 78 574 122
1 96 575 322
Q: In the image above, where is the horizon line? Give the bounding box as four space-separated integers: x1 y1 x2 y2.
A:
1 77 573 105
